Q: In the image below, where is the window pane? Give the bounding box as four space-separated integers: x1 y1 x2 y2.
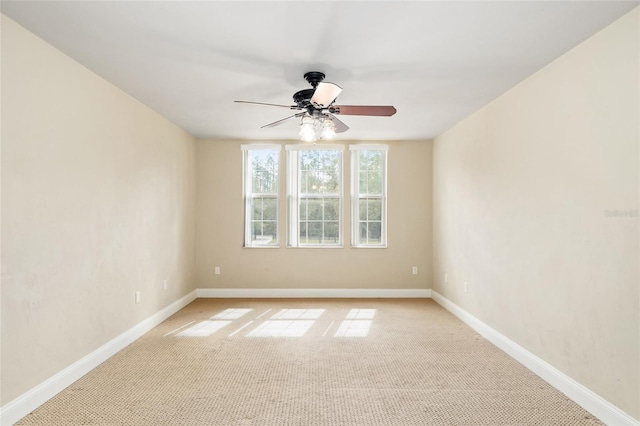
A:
360 222 367 241
359 171 368 194
324 221 339 242
300 150 340 195
263 222 277 243
359 199 368 221
263 198 277 221
251 198 263 220
252 151 278 193
359 151 370 170
320 151 339 169
306 199 323 220
251 221 278 245
299 199 307 220
324 170 340 193
308 171 322 193
299 222 308 242
252 222 263 239
300 150 319 170
367 199 382 220
360 151 383 171
367 171 383 195
251 197 278 221
300 170 309 193
369 151 384 171
324 198 339 221
308 222 322 243
368 222 382 243
257 170 277 193
359 202 383 233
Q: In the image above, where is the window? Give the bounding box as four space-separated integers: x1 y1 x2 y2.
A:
287 145 344 247
242 145 281 247
243 144 386 248
350 145 388 247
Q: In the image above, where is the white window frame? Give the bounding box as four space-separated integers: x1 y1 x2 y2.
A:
241 144 282 248
286 144 345 248
350 144 388 248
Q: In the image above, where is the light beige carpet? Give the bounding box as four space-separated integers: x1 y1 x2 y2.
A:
17 298 602 425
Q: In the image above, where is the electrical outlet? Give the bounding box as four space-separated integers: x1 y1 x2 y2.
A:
135 291 141 304
215 266 221 275
412 266 418 275
163 279 167 290
464 282 468 293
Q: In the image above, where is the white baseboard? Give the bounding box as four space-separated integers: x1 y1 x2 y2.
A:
196 287 431 298
0 290 198 426
430 290 639 426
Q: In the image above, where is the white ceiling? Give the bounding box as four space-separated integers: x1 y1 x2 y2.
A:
2 1 637 141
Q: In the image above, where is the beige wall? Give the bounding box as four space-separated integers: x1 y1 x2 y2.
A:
196 139 432 290
433 8 639 419
1 15 196 405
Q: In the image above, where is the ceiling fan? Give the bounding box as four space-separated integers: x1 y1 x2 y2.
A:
235 71 397 141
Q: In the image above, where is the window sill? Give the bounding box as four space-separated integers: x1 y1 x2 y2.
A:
287 245 344 249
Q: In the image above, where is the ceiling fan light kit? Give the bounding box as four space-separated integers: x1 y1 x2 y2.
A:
299 116 317 142
297 116 337 142
235 71 397 142
320 118 337 140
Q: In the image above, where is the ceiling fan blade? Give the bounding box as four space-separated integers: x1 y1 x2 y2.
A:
235 100 298 109
310 82 343 107
261 112 306 128
327 114 349 133
330 105 397 116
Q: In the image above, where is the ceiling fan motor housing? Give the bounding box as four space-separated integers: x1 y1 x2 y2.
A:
293 89 315 107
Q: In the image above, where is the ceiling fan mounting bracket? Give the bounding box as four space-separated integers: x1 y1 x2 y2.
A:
303 71 325 88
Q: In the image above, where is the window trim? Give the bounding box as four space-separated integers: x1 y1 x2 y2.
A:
241 144 282 248
350 144 388 248
286 144 345 248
